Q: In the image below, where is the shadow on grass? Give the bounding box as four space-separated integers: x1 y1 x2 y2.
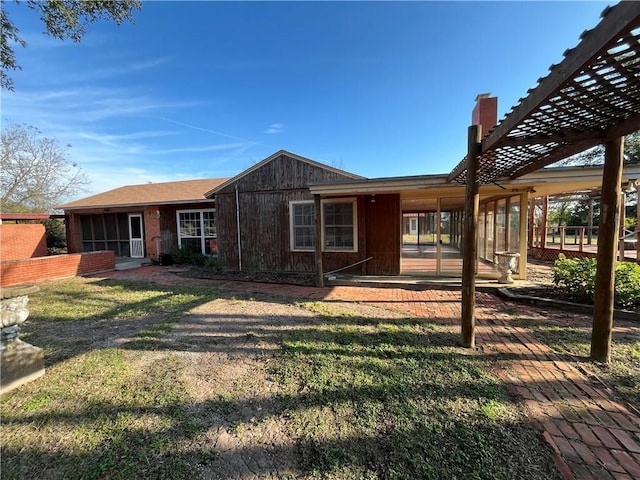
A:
21 278 222 368
6 276 623 479
1 400 561 480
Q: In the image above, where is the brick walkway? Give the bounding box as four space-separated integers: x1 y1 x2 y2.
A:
92 266 640 480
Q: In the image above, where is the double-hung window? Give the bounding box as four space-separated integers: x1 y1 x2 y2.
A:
290 201 315 251
322 198 357 252
177 209 217 254
289 198 358 253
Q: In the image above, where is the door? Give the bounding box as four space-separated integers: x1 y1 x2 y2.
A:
409 217 418 235
128 214 144 258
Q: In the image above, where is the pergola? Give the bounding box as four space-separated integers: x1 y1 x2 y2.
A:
449 1 640 363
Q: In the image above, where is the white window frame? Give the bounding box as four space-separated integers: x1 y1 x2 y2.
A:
321 197 358 253
289 200 316 252
176 208 217 255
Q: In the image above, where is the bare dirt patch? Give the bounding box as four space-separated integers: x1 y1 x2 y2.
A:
167 296 410 479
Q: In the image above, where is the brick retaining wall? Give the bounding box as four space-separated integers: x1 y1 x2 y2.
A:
0 224 48 260
0 251 115 287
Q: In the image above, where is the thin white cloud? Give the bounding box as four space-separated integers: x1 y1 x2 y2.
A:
4 87 200 127
264 123 284 134
76 130 180 147
158 117 272 148
145 143 246 155
68 57 172 84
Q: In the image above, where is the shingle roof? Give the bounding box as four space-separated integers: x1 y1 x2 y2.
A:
57 178 230 210
205 150 365 197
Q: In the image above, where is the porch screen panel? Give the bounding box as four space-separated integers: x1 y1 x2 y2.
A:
478 207 486 260
496 199 507 253
105 214 118 239
79 213 130 255
80 215 94 252
486 203 495 260
117 214 130 256
509 197 521 273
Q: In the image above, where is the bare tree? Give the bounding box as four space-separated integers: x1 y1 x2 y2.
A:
554 130 640 167
1 123 89 212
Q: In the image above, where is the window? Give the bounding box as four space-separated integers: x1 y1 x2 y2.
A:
290 201 315 251
322 198 357 252
177 209 217 255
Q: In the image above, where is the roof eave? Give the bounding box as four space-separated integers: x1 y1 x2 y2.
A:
205 150 365 197
59 198 216 211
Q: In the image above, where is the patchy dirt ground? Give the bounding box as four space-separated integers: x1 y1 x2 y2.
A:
162 295 407 479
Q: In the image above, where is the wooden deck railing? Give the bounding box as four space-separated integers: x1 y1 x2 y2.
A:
531 226 639 261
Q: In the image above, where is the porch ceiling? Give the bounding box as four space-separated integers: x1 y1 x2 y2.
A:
448 2 640 184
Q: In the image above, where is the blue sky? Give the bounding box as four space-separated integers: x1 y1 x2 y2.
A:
2 1 611 198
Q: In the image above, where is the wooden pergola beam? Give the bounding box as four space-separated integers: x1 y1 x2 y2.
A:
480 3 640 155
508 115 640 179
447 155 468 183
499 130 603 148
508 139 601 179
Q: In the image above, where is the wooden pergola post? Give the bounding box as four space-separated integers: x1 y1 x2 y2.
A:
619 191 626 261
636 187 640 261
519 192 529 279
461 125 481 348
541 196 548 249
587 198 594 245
528 197 535 248
591 137 624 363
314 194 324 287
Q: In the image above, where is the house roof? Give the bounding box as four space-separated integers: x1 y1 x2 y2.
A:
57 178 230 210
0 213 65 221
309 164 640 201
449 2 640 184
204 150 365 197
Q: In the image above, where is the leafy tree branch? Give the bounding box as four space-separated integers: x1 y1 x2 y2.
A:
1 0 141 90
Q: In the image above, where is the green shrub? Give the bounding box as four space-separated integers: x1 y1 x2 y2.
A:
44 219 67 253
170 245 207 266
203 255 224 273
169 245 224 273
615 262 640 309
552 254 640 310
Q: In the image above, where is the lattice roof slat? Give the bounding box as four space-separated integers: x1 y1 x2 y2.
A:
448 2 640 185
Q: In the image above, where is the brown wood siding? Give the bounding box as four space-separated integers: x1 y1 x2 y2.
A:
217 189 317 272
216 153 357 195
365 194 401 275
215 153 360 272
216 194 240 269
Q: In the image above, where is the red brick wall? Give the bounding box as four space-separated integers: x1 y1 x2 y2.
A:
66 213 82 253
144 206 161 261
0 251 115 287
472 96 498 137
0 224 48 261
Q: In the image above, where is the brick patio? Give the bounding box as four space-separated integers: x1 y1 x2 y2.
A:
92 266 640 480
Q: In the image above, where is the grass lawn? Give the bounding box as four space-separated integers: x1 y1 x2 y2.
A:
276 302 561 480
1 277 562 479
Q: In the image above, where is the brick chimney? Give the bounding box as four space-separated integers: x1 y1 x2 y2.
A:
472 93 498 138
